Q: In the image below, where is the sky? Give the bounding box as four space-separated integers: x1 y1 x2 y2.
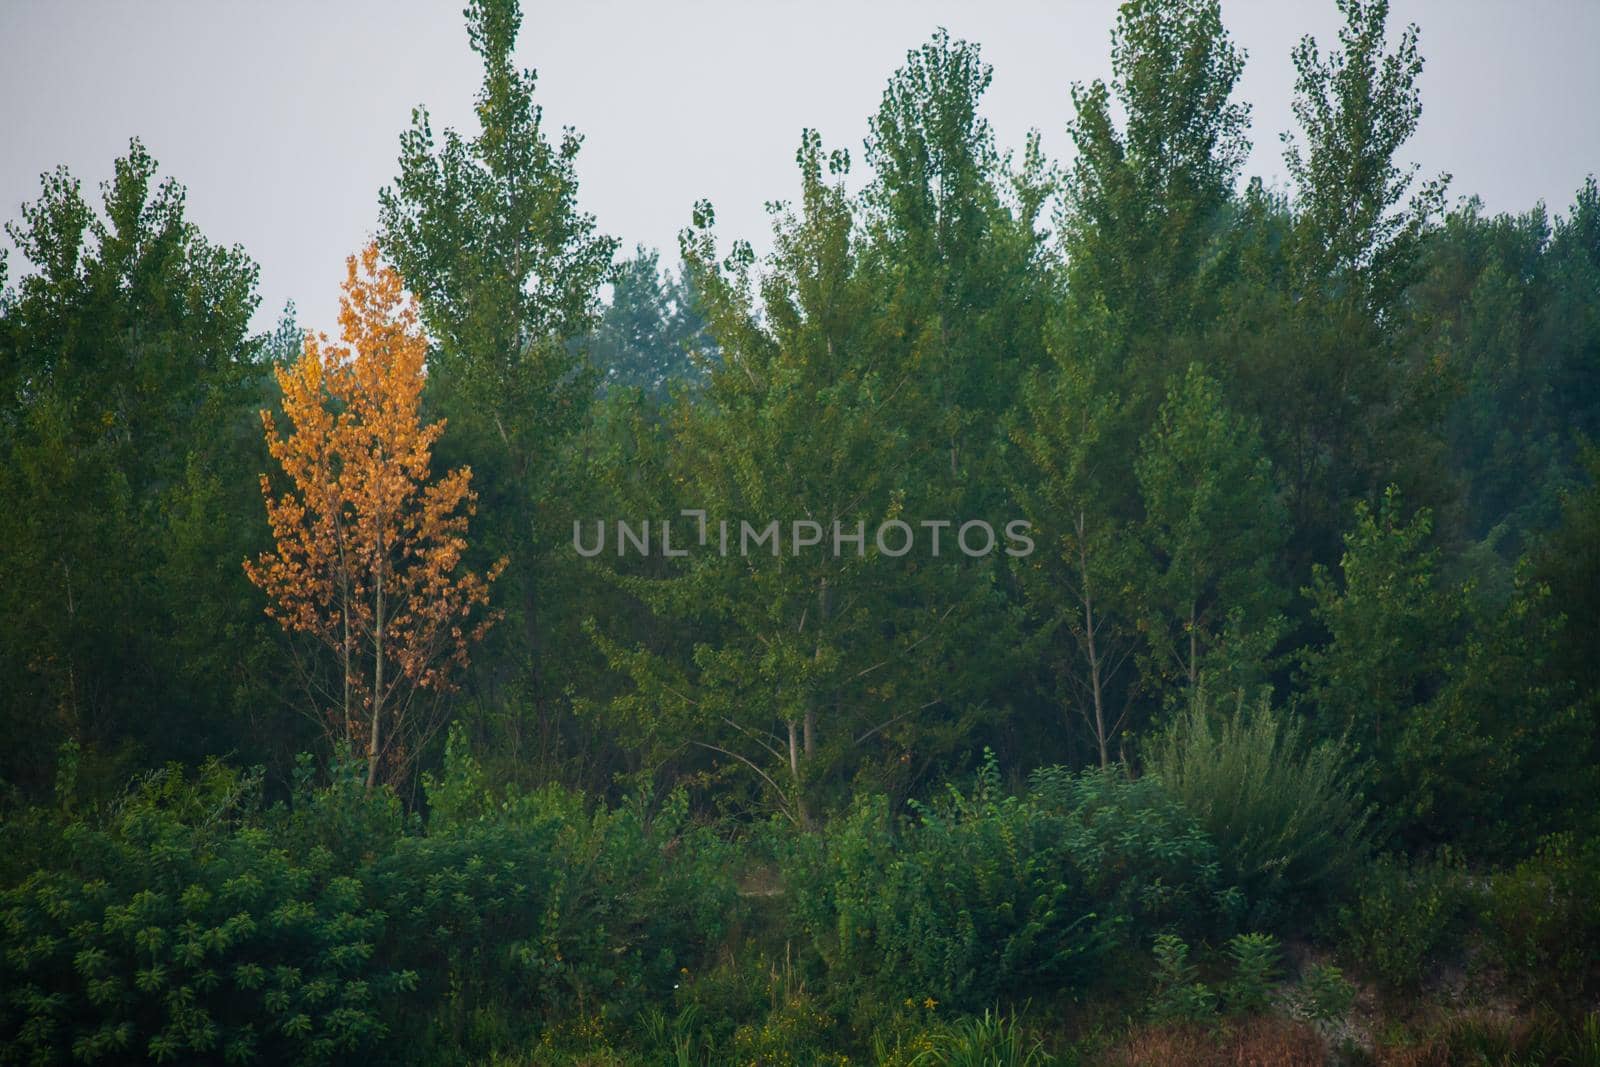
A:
2 0 1597 334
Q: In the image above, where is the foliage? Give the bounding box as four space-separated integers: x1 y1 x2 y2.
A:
1134 364 1288 699
1483 834 1600 1008
1148 935 1218 1025
3 0 1600 1059
910 1009 1053 1067
377 0 619 785
1336 853 1479 992
0 761 411 1066
589 246 714 400
0 139 281 795
245 244 505 791
0 746 736 1066
1293 963 1356 1029
1145 692 1371 913
784 754 1229 1013
1148 931 1282 1024
1222 932 1282 1016
592 100 1022 823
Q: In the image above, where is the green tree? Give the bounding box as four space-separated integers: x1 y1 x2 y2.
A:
1063 0 1249 398
1299 486 1463 838
1010 332 1140 768
0 141 278 796
863 28 1053 502
589 245 713 400
1231 0 1449 574
1134 364 1287 700
378 0 618 781
593 134 1003 823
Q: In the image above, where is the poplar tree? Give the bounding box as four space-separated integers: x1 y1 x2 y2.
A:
378 0 617 768
246 245 504 790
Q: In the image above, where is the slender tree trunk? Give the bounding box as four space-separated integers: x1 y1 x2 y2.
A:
341 573 353 745
1188 602 1199 691
368 581 384 792
806 578 828 761
1077 512 1110 769
787 718 811 828
61 560 80 737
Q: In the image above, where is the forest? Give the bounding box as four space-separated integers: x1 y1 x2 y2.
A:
1 0 1597 1063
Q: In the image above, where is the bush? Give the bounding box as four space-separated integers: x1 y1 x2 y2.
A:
1484 833 1600 1008
913 1009 1053 1067
0 761 412 1066
1336 853 1480 992
0 740 738 1066
1145 692 1372 916
784 753 1230 1014
1294 963 1356 1029
384 731 738 1051
1221 932 1281 1016
1147 935 1218 1024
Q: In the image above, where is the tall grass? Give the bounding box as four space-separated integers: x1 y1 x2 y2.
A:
1145 691 1372 913
912 1010 1053 1066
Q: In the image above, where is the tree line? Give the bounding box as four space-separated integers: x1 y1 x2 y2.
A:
1 0 1596 862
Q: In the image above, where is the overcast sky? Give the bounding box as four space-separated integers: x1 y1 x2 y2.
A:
2 0 1597 334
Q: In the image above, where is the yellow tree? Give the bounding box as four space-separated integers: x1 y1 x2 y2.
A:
245 243 504 790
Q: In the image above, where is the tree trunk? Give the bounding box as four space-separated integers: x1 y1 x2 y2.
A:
1078 512 1110 769
1188 601 1199 691
367 582 384 792
806 578 828 761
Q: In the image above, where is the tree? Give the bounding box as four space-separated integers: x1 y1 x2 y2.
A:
1063 0 1249 399
588 246 714 399
1298 485 1467 841
0 140 274 796
1301 487 1451 746
378 0 617 769
593 133 1003 823
245 244 504 790
1231 0 1449 574
1134 364 1287 699
1010 332 1140 768
863 28 1053 500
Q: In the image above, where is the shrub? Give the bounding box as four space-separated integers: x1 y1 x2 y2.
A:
1221 932 1282 1016
1294 963 1356 1029
785 754 1229 1013
1145 692 1372 916
0 741 738 1066
911 1009 1053 1067
0 764 412 1066
386 733 739 1046
1484 833 1600 1007
726 964 844 1067
638 1003 714 1067
1147 935 1218 1024
1336 853 1479 992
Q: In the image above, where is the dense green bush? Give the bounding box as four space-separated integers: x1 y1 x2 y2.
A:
911 1009 1054 1067
1220 932 1281 1016
1147 934 1218 1024
1335 852 1480 993
1 761 411 1066
386 735 738 1043
784 754 1232 1013
0 743 737 1066
1483 833 1600 1008
1144 692 1371 916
